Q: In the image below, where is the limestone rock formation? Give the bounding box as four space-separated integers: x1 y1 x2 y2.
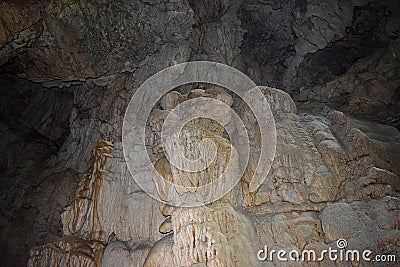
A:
298 39 400 129
3 70 398 266
13 85 400 267
240 0 397 92
62 141 114 241
143 88 261 266
101 241 152 267
27 238 104 267
144 204 261 267
28 140 164 267
1 1 400 266
0 0 194 86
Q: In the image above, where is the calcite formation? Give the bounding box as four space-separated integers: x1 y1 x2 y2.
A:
27 86 400 266
2 1 400 266
28 238 104 267
62 141 114 240
27 141 113 266
144 89 260 266
145 204 260 267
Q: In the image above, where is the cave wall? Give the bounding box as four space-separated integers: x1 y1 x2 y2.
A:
0 0 399 266
0 74 78 265
1 1 194 265
239 0 398 93
2 0 399 92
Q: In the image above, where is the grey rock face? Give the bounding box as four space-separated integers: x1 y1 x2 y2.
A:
298 39 400 130
320 197 400 256
102 241 152 267
1 0 194 86
240 0 396 92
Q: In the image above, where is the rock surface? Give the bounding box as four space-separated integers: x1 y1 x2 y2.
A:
1 0 400 266
297 39 400 129
24 86 400 266
240 0 397 92
27 238 104 267
101 241 151 267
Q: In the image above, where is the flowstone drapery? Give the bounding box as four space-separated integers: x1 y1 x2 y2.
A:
28 141 114 267
63 141 114 240
144 88 261 266
27 87 400 267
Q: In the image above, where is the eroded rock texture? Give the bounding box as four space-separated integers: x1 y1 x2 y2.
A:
28 238 104 267
1 0 400 266
240 0 398 92
298 39 400 129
